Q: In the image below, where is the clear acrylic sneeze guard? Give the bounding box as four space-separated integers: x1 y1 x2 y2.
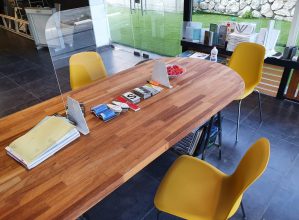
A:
45 0 166 111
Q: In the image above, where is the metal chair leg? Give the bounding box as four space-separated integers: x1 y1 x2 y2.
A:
255 89 263 123
217 112 222 160
241 201 247 220
156 209 161 220
236 100 242 142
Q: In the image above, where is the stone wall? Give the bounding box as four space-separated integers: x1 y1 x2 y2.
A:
194 0 296 21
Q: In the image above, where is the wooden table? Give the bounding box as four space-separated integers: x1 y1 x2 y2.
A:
0 57 244 219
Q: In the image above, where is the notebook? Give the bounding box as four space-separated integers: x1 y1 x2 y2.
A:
6 116 80 169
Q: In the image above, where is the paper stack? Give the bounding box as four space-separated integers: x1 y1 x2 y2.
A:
227 32 257 52
226 22 257 52
6 116 80 169
190 52 209 60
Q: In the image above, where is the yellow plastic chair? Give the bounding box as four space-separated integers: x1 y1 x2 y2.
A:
69 51 107 90
154 138 270 220
228 42 266 141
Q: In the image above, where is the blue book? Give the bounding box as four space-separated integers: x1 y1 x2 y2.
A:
91 104 117 122
192 28 201 42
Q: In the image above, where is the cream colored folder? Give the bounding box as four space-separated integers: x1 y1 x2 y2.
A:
7 116 76 165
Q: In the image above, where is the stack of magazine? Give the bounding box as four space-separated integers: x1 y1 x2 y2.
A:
6 116 80 169
172 128 203 156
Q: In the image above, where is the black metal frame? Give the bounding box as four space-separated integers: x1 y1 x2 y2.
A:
180 40 299 102
183 0 192 21
193 112 222 160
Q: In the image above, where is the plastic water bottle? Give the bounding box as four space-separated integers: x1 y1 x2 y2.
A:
210 46 218 62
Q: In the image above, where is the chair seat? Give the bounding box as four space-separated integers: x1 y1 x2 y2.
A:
154 156 227 220
237 81 257 100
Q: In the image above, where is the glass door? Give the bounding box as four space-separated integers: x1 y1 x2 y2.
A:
105 0 184 57
131 0 165 57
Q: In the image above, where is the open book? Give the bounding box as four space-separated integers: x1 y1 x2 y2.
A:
6 116 80 169
189 52 209 60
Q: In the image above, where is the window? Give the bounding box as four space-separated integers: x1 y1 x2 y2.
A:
105 0 184 56
192 0 298 53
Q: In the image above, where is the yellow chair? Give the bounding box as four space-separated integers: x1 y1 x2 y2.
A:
69 51 107 90
154 138 270 220
228 42 266 141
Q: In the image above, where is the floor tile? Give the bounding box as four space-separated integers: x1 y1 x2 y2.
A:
240 167 282 220
143 150 178 181
187 123 257 175
0 77 20 93
221 117 237 137
280 155 299 192
7 67 55 85
222 92 260 122
266 139 299 174
85 171 159 220
142 208 182 220
262 186 299 220
0 87 40 117
21 75 61 101
0 54 24 66
0 60 39 76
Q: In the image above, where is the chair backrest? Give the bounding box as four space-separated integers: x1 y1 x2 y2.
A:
228 42 265 87
69 51 107 90
232 137 270 191
220 138 270 219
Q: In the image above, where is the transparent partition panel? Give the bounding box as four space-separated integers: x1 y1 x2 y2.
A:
45 3 149 101
45 6 96 96
0 26 64 119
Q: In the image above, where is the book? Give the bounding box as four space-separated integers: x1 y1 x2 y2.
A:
204 31 213 46
192 28 201 42
115 96 140 112
218 25 227 48
122 92 141 104
189 52 209 60
112 101 129 112
133 87 151 99
182 21 202 40
210 24 219 45
5 116 80 169
91 104 117 121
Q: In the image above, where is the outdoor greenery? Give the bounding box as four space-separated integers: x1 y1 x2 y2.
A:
241 11 254 19
107 6 292 56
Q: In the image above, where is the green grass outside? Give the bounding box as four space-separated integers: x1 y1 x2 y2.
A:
107 6 293 56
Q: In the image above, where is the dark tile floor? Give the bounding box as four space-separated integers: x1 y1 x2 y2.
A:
1 29 299 220
0 29 150 117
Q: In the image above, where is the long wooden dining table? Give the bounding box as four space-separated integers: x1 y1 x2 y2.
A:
0 57 244 219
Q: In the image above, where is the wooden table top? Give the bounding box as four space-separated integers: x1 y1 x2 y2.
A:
0 57 244 219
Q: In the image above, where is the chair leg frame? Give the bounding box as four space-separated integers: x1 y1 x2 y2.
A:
241 201 247 220
201 115 215 160
236 100 242 142
236 90 263 142
217 112 222 160
156 209 161 220
255 89 263 123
